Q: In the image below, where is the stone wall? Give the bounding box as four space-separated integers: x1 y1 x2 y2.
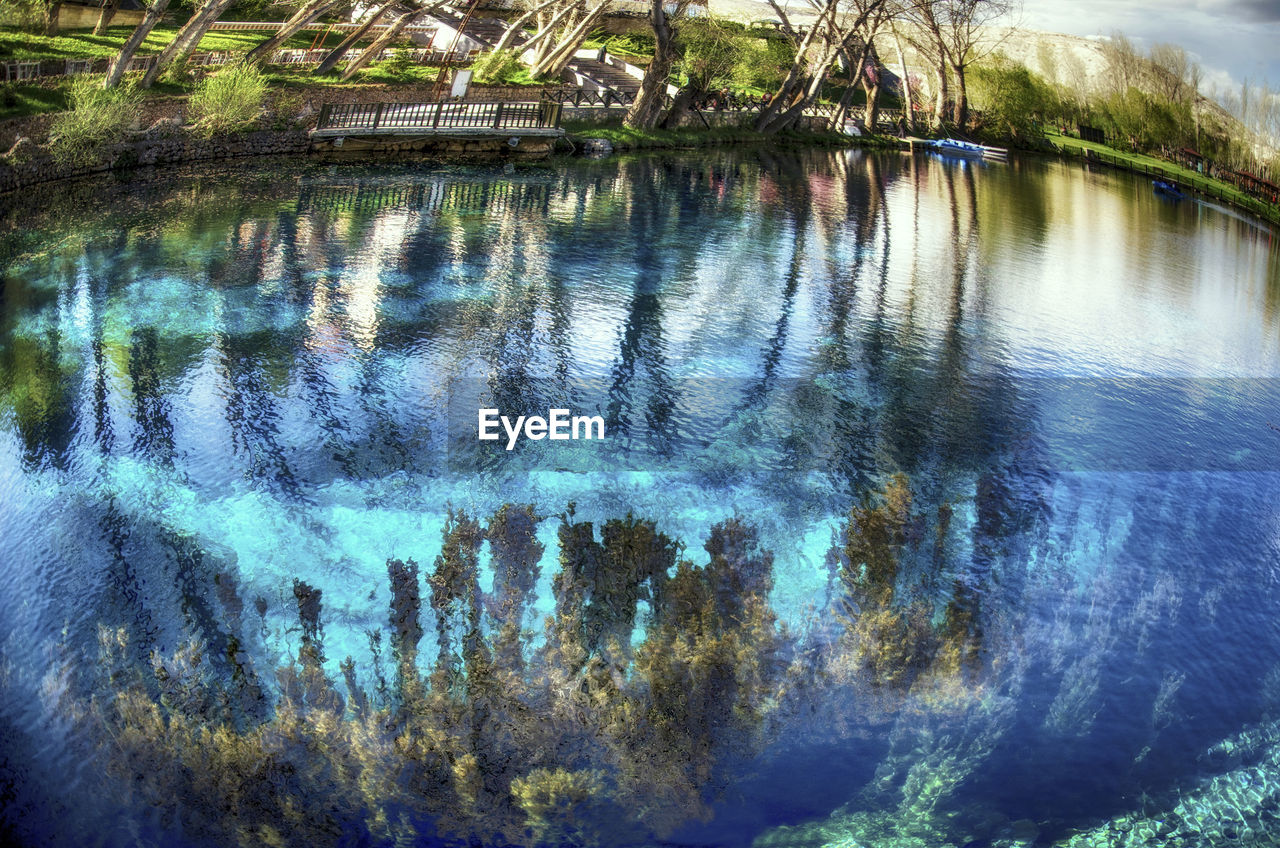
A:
54 6 145 30
0 129 311 195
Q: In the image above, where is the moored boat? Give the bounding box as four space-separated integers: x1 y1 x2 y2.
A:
1153 179 1186 199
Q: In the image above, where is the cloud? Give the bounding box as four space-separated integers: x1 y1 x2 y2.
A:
1196 1 1280 23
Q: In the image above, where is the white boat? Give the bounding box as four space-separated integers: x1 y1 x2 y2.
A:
927 138 1008 160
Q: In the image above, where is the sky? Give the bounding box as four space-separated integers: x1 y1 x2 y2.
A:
1019 0 1280 97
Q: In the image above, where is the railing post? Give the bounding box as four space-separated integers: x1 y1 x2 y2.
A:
372 103 384 130
494 101 504 130
433 101 443 128
318 104 331 130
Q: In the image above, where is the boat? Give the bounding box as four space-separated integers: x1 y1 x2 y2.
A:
1153 180 1186 199
928 138 985 157
927 138 1009 161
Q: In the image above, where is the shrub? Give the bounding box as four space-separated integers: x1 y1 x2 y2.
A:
188 62 268 136
471 49 530 86
48 76 141 166
969 56 1060 140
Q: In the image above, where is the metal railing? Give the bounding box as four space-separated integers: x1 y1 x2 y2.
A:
316 100 563 132
540 88 636 108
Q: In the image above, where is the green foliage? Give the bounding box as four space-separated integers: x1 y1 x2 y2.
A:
969 55 1059 140
188 62 268 136
1091 86 1191 152
729 34 792 94
674 18 749 96
584 31 656 61
47 76 141 166
471 49 538 86
0 0 41 30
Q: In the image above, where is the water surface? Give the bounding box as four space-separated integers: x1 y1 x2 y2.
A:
2 149 1280 847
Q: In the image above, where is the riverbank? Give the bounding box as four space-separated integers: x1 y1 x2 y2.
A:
1045 130 1280 227
563 120 888 152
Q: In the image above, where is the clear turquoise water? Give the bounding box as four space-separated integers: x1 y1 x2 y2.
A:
2 149 1280 846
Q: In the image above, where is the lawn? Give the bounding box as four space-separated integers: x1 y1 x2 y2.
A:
0 24 354 62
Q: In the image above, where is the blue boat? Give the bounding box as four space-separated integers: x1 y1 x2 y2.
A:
1153 179 1186 199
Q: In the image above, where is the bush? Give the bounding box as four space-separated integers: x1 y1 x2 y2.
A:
188 62 268 136
969 56 1060 140
48 76 141 166
470 49 527 85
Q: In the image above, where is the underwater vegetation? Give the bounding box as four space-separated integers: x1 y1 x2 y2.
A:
50 477 998 848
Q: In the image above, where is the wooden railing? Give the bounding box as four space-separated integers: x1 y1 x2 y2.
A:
316 100 563 132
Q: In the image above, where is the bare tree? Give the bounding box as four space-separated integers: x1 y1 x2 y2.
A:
755 0 889 135
104 0 173 89
246 0 345 65
490 0 563 53
523 0 611 79
315 0 400 75
140 0 239 88
1148 43 1191 103
624 0 692 129
340 2 447 81
909 0 1013 128
1099 30 1143 96
41 0 63 36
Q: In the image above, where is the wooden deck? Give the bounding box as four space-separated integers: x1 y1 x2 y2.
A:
312 101 564 139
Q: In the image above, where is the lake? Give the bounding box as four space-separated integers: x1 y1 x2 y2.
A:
1 148 1279 847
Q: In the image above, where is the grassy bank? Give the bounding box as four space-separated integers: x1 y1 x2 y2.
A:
1048 129 1280 226
564 120 874 152
0 24 347 62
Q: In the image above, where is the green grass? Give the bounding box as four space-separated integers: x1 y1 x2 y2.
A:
564 120 860 151
0 24 358 62
0 84 67 120
263 64 441 89
1047 129 1279 223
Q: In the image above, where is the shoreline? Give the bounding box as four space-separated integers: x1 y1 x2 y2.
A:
2 119 1277 233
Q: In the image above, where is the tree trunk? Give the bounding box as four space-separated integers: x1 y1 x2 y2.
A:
245 0 342 65
863 80 881 131
659 86 698 129
43 1 63 36
831 41 871 131
521 4 581 67
94 0 120 35
951 62 967 127
340 8 429 81
891 29 915 132
754 0 836 132
623 0 675 129
932 62 948 128
141 0 238 89
315 0 397 75
104 0 172 89
491 0 560 53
